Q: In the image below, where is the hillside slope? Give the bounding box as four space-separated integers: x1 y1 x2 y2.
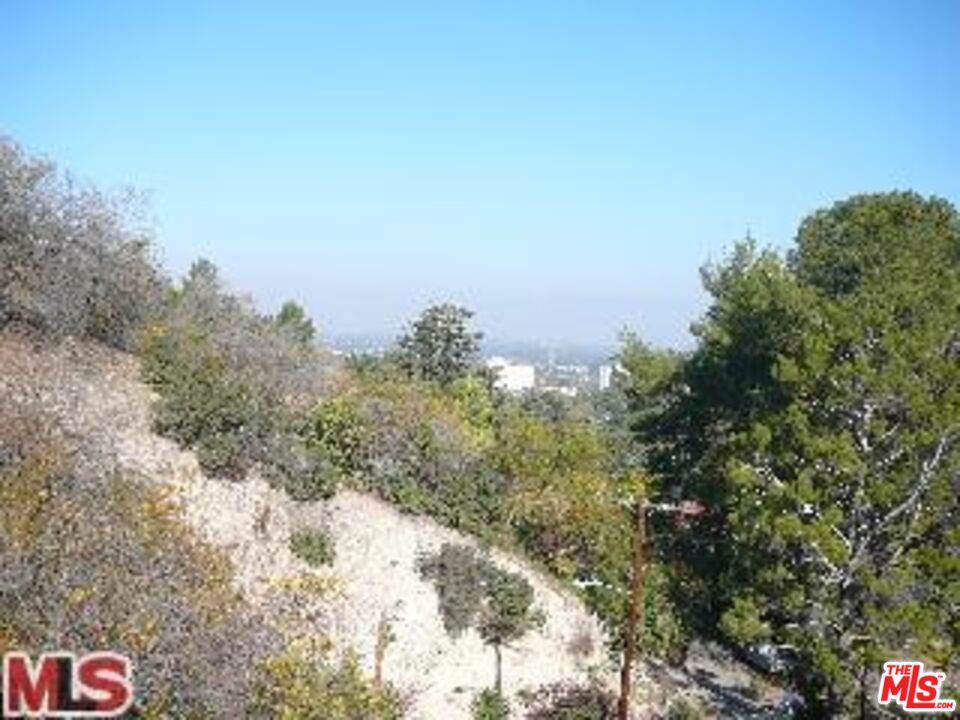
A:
0 328 612 718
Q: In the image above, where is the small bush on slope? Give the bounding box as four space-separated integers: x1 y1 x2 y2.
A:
0 406 276 717
665 696 706 720
0 138 164 348
471 688 510 720
249 642 406 720
289 528 336 567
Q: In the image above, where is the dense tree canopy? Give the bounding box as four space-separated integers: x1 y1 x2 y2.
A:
656 193 960 715
396 303 483 385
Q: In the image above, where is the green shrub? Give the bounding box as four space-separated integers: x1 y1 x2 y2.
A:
308 395 371 479
494 405 624 581
290 528 336 567
314 376 506 535
144 336 265 479
471 688 510 720
278 452 339 501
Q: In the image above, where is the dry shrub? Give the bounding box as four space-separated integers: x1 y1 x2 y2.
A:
0 405 276 717
0 138 165 349
566 625 596 659
249 639 407 719
519 680 617 720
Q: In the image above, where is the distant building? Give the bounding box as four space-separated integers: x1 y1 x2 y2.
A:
541 384 578 397
485 356 536 393
598 364 613 391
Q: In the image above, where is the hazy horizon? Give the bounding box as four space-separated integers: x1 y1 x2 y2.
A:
4 2 959 348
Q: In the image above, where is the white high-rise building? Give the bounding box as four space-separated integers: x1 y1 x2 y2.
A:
598 364 613 391
485 357 536 393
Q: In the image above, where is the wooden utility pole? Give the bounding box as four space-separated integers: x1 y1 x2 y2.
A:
617 501 647 720
617 499 704 720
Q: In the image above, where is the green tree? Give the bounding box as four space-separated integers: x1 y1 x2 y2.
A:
661 193 960 715
478 565 544 694
418 543 543 694
497 406 622 580
612 336 692 687
617 332 681 449
396 304 482 385
275 300 316 345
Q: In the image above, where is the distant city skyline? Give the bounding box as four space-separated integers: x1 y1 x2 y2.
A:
329 331 618 364
3 2 959 348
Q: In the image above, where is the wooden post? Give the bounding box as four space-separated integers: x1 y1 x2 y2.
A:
373 615 387 690
617 501 646 720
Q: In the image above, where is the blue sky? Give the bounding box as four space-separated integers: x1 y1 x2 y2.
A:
3 2 959 348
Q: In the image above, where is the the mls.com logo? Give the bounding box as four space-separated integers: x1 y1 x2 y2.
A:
877 661 957 713
1 652 133 718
